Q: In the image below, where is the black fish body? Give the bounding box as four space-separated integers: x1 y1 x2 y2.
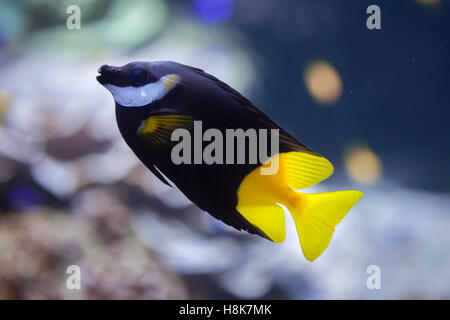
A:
98 61 363 261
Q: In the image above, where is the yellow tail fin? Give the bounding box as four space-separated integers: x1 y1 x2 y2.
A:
288 190 363 262
235 151 363 261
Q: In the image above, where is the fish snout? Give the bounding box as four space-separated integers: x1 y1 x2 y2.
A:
98 64 109 74
97 64 124 86
97 64 110 85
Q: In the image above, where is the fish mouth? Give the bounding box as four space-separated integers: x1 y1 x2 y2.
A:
96 74 105 85
96 64 109 85
96 64 128 87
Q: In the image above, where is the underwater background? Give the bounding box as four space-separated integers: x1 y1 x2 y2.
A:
0 0 448 299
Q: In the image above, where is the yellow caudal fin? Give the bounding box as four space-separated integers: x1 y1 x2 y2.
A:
288 190 363 262
235 150 362 260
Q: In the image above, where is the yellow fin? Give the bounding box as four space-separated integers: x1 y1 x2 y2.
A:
236 204 286 243
280 151 334 190
288 190 363 261
235 149 362 261
137 114 194 148
235 150 334 243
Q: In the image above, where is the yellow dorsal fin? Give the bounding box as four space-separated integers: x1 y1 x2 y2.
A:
281 151 334 190
137 114 194 149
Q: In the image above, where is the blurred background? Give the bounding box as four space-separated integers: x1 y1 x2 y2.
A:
0 0 449 299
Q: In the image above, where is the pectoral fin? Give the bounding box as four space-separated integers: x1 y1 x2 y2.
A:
137 114 194 149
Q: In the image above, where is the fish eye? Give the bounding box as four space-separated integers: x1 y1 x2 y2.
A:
128 67 148 87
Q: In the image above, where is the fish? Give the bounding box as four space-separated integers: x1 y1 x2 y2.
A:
97 61 363 261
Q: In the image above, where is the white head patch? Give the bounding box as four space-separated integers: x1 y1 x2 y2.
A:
105 74 180 107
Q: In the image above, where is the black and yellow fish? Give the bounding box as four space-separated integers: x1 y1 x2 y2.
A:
97 61 363 261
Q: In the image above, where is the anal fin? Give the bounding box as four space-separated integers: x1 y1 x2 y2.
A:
236 204 286 243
